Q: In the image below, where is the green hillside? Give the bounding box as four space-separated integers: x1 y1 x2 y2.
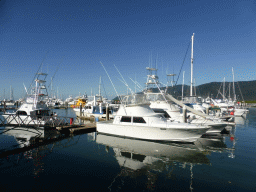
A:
113 80 256 101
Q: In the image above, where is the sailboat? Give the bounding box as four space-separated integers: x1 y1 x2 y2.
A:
182 33 206 113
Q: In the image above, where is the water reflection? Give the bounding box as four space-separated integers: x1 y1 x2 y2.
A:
2 127 59 147
0 126 77 178
95 133 234 191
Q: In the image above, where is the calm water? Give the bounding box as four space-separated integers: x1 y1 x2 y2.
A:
0 108 255 192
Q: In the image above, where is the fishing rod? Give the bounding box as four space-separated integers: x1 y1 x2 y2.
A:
114 65 134 95
100 62 121 102
47 56 65 89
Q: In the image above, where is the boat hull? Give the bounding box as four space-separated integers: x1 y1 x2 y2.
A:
234 108 249 117
97 121 210 143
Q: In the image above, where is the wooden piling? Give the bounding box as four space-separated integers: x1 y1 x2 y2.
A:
80 103 82 117
106 104 109 121
206 106 209 115
183 105 187 123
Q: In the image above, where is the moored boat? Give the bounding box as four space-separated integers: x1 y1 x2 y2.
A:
2 73 66 128
97 94 212 142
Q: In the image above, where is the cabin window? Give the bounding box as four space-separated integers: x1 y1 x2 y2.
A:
120 116 131 122
36 110 49 116
152 109 170 118
121 152 131 158
133 117 146 123
17 111 27 115
132 154 146 162
102 108 111 114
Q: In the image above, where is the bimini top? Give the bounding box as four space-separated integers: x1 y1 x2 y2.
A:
121 94 150 106
116 104 160 117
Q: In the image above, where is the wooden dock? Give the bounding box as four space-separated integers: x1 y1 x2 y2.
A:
77 116 107 121
56 122 96 134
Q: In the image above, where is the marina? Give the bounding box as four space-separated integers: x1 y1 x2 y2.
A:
1 0 256 191
0 108 255 191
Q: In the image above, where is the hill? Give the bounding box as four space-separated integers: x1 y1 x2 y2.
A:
112 80 256 101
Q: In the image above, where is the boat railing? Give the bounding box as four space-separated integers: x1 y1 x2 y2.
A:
0 114 71 128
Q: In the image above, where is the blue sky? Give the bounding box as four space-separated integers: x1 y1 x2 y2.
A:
0 0 256 100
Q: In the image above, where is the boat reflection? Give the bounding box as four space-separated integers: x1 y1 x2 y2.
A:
1 127 77 178
95 133 233 191
3 126 59 147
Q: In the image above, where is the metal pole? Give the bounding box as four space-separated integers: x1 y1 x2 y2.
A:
190 33 194 97
182 71 185 101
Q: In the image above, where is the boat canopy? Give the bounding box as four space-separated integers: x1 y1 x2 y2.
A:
122 94 150 106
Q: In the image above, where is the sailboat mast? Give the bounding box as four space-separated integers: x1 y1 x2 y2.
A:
229 82 231 101
232 67 236 101
182 71 185 100
223 77 225 100
99 76 101 96
190 33 194 97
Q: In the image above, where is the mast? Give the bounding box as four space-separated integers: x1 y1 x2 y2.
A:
10 85 14 101
190 33 194 96
223 77 225 100
99 76 101 96
182 71 185 100
50 77 53 98
232 67 236 101
194 78 196 96
229 82 231 101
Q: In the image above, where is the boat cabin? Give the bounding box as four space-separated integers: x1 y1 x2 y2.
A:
120 116 146 124
17 109 50 118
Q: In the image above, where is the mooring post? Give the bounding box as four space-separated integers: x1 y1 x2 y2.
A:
106 104 109 121
206 106 209 115
183 105 187 123
80 103 82 117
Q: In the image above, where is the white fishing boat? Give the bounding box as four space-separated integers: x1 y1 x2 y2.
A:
74 77 114 118
73 95 113 118
234 107 249 117
2 73 66 128
97 94 212 143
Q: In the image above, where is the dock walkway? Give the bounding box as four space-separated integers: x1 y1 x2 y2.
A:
56 122 96 134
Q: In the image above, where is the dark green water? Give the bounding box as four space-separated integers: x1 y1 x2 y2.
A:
0 108 255 191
